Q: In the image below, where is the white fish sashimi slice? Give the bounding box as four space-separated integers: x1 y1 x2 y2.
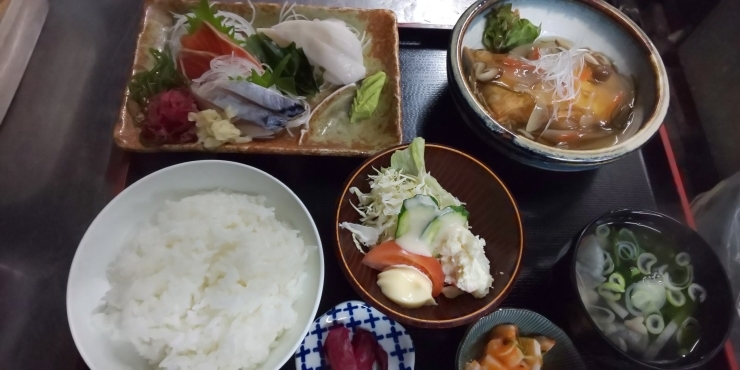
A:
218 80 305 117
257 19 366 85
192 82 288 131
212 95 288 130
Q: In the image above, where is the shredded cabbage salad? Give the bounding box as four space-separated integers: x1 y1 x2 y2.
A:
340 138 462 253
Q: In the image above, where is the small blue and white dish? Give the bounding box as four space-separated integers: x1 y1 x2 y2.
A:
294 300 415 370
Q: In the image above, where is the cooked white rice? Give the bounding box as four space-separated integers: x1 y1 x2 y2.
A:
95 190 311 370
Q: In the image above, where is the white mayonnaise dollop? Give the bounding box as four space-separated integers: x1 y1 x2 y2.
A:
377 265 436 308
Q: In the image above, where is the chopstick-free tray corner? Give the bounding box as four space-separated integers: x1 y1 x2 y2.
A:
114 0 402 157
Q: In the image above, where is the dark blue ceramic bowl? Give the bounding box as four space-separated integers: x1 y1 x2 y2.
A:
448 0 670 171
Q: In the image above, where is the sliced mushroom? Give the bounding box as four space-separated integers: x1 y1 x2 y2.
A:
591 65 612 83
584 53 601 66
592 52 613 66
473 62 501 82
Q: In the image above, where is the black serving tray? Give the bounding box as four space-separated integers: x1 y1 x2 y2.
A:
121 28 731 370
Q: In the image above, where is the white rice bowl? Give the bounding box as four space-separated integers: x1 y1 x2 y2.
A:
67 160 324 370
95 191 312 370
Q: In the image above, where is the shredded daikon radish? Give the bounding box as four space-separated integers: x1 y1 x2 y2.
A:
279 2 309 23
359 31 373 51
217 10 257 39
525 44 588 136
192 55 261 84
246 0 256 24
526 45 587 104
343 22 372 51
169 14 190 58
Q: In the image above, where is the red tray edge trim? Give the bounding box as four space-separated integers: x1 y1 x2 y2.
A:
105 146 129 197
658 125 738 370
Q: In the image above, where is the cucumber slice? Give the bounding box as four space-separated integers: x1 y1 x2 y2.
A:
395 195 440 238
420 206 469 246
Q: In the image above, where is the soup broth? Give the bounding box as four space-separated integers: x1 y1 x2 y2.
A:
575 223 705 363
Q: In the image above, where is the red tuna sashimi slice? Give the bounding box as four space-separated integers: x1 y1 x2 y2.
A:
352 329 376 370
374 339 389 370
325 326 359 370
180 22 262 68
178 48 220 80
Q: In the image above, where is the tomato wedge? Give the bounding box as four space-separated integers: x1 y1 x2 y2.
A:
362 241 444 297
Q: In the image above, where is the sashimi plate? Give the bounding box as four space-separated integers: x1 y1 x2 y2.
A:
295 300 415 370
114 0 401 156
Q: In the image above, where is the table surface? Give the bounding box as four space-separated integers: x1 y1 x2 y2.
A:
0 0 733 369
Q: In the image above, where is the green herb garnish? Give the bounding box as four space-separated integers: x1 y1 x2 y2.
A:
243 33 321 96
186 0 236 38
350 71 386 123
128 48 188 108
230 54 296 93
483 4 541 53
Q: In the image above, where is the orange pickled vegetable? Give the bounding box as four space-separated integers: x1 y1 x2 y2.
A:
466 324 556 370
481 355 508 370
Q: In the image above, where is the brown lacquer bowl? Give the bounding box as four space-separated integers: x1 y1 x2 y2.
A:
335 143 525 328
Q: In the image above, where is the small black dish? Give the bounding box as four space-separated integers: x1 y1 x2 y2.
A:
552 209 734 370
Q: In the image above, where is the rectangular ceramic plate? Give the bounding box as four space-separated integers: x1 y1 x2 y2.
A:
114 0 402 156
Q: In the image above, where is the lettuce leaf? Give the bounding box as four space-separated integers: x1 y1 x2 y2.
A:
390 137 426 176
350 71 386 124
389 137 459 208
424 176 460 209
483 4 540 53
